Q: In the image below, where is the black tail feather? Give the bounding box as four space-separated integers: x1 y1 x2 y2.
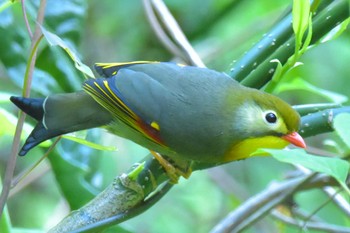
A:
10 94 112 156
18 121 66 156
10 96 44 121
18 122 64 156
10 96 60 156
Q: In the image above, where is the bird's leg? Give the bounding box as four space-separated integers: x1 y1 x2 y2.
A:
149 150 192 184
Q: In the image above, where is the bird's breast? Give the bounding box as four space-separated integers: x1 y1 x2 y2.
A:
223 136 289 162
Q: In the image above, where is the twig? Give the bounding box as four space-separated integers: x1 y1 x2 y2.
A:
271 209 350 233
9 162 50 198
0 0 46 217
142 0 185 60
297 165 350 218
149 0 205 67
21 0 33 38
323 186 350 217
10 137 61 190
209 174 316 233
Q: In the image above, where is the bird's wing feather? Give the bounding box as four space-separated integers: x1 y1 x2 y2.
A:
94 61 159 77
83 74 165 147
87 62 239 161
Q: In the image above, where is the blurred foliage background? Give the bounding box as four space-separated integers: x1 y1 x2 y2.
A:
0 0 349 232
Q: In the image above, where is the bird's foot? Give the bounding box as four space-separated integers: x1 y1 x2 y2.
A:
150 150 192 184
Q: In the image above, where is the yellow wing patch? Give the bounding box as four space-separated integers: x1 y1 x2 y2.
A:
94 61 160 77
83 78 164 146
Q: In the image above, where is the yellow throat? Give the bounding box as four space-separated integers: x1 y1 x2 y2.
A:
224 136 289 162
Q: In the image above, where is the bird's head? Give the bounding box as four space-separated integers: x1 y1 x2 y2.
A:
224 88 306 161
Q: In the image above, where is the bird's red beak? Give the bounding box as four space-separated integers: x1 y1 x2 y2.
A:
282 132 306 148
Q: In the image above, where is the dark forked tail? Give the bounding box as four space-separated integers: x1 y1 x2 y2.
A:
10 92 113 156
10 96 67 156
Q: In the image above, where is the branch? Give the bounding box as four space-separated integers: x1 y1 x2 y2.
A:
142 0 184 59
209 173 343 233
49 156 172 233
296 165 350 218
143 0 205 67
0 0 46 217
271 209 350 233
299 106 350 138
21 0 33 38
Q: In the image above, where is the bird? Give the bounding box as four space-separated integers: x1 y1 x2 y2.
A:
10 62 306 180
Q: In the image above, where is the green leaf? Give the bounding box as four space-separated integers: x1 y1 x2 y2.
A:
259 149 350 195
292 0 310 45
274 77 348 104
62 134 117 152
0 1 15 15
39 24 95 78
127 162 145 181
333 113 350 148
320 18 350 43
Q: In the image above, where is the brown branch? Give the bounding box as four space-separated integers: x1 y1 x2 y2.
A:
142 0 185 60
144 0 205 67
21 0 33 38
271 209 350 233
0 0 46 217
209 173 341 233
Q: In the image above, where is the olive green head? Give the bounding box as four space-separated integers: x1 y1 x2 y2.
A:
229 87 301 142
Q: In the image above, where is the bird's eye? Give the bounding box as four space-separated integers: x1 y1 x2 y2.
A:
265 112 277 124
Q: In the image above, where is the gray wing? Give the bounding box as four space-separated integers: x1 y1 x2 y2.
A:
114 63 239 161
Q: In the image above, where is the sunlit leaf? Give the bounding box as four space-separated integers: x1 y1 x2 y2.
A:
270 59 283 79
333 113 350 148
62 135 117 152
39 25 95 78
274 77 348 104
292 0 310 45
259 149 350 194
321 18 350 43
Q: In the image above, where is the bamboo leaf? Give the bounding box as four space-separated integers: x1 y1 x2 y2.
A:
293 0 310 45
320 18 350 43
62 135 117 152
274 77 348 104
39 25 95 78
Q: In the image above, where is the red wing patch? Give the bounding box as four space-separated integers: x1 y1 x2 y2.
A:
83 78 165 147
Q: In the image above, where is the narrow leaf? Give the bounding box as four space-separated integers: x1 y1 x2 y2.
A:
321 18 350 43
292 0 310 45
274 77 348 104
333 113 350 148
62 135 117 152
39 24 95 78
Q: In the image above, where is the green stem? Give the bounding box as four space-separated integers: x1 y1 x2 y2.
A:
299 106 350 138
0 180 11 233
0 0 16 13
0 0 47 219
22 35 43 96
234 0 349 89
293 103 342 116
